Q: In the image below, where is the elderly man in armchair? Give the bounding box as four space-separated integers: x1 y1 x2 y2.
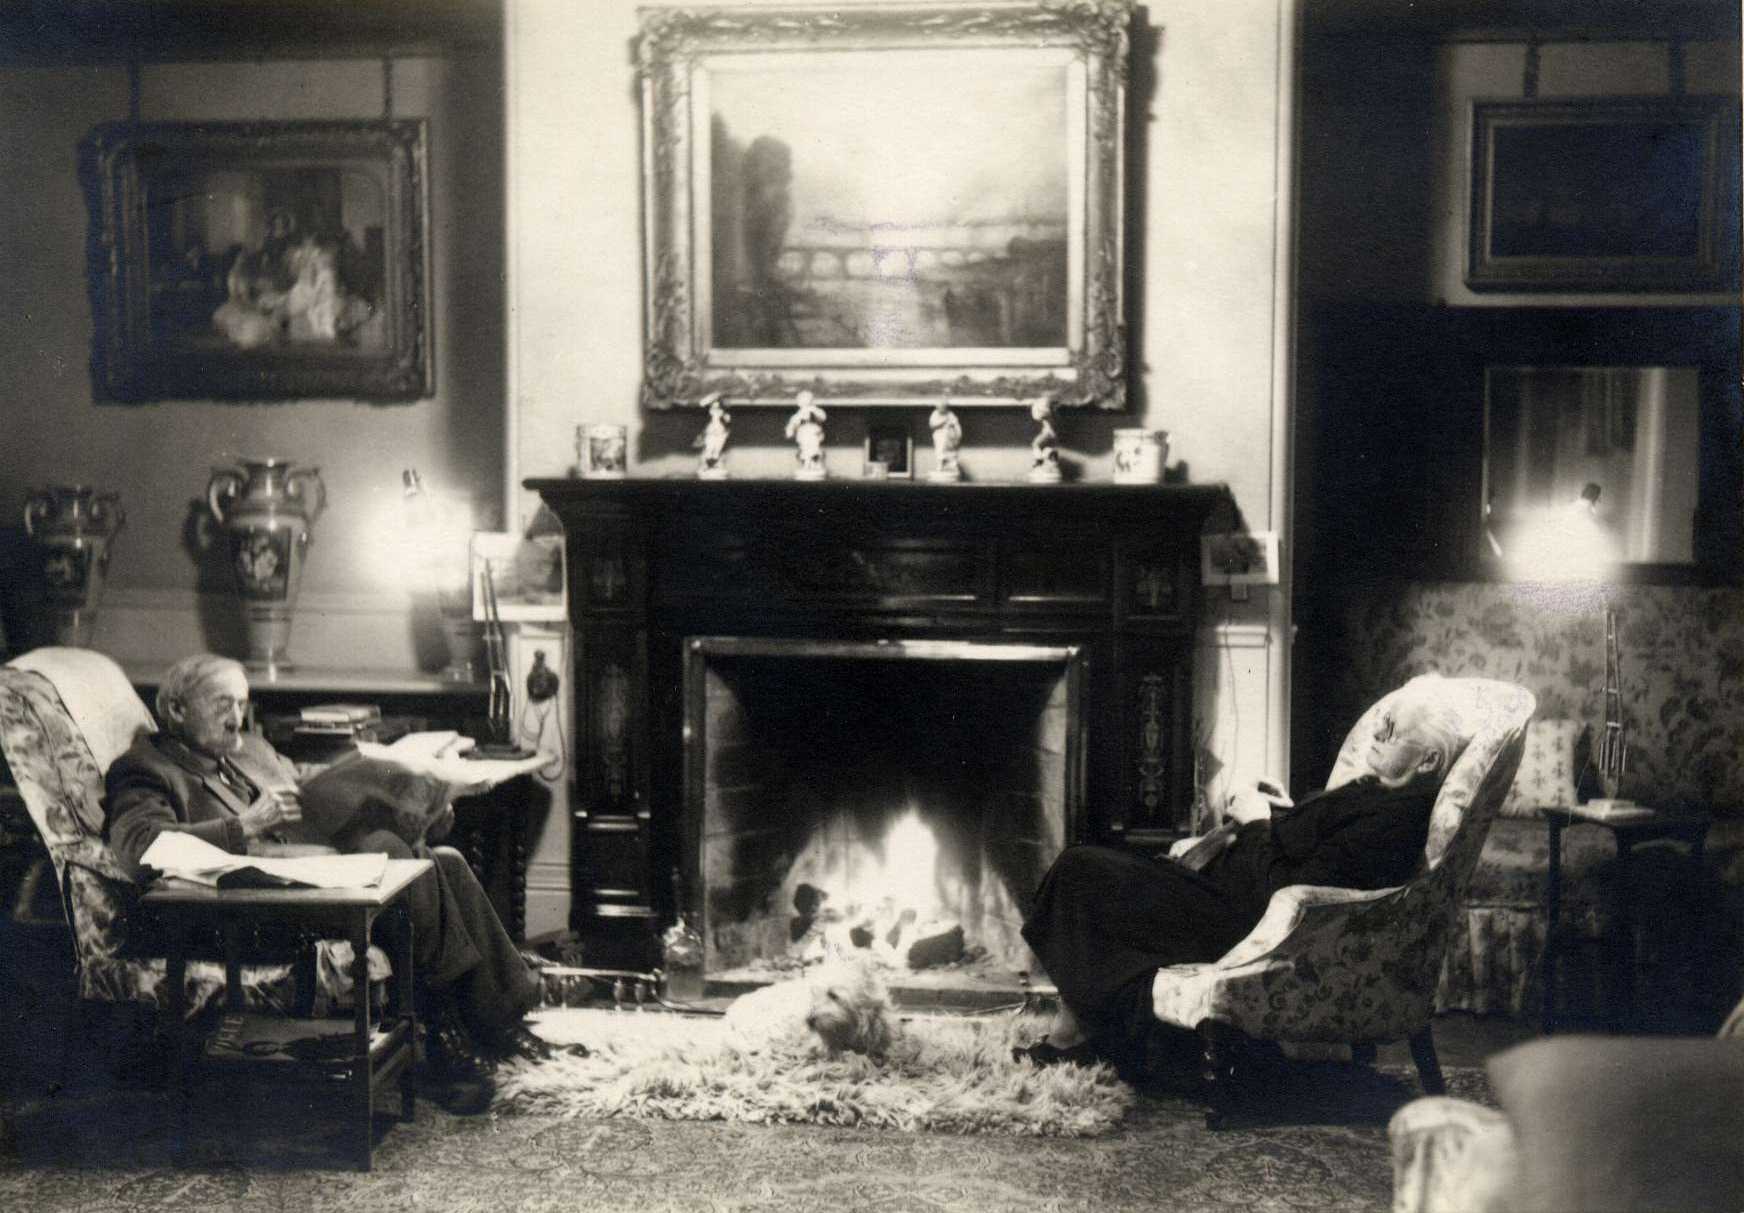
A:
103 653 573 1114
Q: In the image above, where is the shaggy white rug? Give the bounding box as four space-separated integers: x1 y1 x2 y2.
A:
494 1008 1134 1137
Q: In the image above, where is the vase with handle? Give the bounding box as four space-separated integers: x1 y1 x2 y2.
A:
23 485 124 647
206 459 326 673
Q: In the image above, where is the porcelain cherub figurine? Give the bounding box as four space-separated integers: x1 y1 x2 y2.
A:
785 390 828 480
927 401 962 482
1028 397 1061 483
694 393 731 479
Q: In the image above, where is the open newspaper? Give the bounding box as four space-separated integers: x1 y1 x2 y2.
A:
352 731 549 794
141 832 388 890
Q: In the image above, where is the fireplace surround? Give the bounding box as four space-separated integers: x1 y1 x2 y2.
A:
530 478 1224 969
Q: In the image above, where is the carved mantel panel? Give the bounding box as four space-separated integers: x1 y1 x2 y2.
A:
531 477 1224 966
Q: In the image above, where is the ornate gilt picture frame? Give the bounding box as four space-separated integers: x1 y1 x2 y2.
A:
637 1 1133 409
82 120 432 402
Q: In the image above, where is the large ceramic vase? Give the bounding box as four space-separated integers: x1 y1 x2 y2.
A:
206 459 326 674
23 486 124 647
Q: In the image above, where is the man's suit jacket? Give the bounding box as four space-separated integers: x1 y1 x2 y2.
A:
104 731 299 881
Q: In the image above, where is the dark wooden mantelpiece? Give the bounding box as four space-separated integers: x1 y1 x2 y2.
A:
529 477 1227 967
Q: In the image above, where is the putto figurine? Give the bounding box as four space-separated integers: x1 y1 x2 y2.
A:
694 393 731 479
927 401 962 482
1028 397 1061 483
785 391 828 480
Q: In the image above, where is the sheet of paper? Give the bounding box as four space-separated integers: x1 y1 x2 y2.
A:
141 832 389 889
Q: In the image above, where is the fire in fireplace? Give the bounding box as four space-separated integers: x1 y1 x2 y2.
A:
683 638 1086 1002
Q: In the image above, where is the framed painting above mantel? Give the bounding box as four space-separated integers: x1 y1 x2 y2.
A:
1466 96 1741 293
636 1 1133 410
82 120 432 402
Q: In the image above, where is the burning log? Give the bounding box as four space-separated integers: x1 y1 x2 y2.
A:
903 921 965 970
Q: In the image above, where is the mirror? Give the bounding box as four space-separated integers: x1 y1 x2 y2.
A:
1484 366 1703 573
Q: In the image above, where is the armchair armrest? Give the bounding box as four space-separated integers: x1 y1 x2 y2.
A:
1215 882 1401 968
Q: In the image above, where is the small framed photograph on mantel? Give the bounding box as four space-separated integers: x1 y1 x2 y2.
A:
864 424 914 479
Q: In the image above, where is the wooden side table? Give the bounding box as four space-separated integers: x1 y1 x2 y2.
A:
1540 807 1711 1035
141 857 432 1171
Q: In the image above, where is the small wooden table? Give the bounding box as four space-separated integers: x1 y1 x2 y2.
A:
141 858 432 1171
1540 807 1711 1035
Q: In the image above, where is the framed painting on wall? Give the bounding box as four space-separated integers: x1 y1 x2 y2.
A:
470 531 567 623
1466 96 1741 292
636 1 1133 409
82 120 432 402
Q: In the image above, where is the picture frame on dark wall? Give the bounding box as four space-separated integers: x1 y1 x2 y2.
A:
1466 96 1741 292
81 119 433 402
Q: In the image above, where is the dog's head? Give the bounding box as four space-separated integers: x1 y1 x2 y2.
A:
802 958 897 1056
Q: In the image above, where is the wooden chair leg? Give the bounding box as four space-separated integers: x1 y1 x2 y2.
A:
1198 1020 1245 1129
1408 1026 1445 1095
49 982 86 1096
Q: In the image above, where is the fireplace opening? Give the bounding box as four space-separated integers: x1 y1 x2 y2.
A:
684 638 1084 1005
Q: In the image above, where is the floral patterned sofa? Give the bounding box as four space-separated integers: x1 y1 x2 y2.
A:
1437 716 1728 1025
0 648 386 1066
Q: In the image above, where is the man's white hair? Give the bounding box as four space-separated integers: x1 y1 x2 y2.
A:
157 653 246 725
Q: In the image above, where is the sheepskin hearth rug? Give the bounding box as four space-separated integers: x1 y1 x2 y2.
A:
494 1009 1134 1136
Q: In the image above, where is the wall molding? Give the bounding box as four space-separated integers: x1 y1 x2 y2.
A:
91 585 434 673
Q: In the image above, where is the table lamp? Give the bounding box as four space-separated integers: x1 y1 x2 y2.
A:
401 468 478 682
1496 481 1630 809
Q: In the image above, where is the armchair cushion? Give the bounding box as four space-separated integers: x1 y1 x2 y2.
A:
1496 718 1580 819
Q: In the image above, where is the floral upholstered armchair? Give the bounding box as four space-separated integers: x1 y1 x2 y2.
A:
1150 675 1535 1124
0 647 385 1085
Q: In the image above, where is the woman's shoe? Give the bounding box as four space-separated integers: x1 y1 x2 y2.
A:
1011 1038 1100 1067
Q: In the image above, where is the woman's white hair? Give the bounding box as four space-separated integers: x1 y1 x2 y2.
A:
157 653 246 724
1396 694 1469 777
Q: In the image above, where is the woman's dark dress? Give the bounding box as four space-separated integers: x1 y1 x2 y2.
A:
1019 775 1438 1046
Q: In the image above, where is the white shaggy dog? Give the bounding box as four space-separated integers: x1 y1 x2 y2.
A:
722 957 899 1057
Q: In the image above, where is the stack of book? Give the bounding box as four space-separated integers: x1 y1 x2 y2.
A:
292 703 384 759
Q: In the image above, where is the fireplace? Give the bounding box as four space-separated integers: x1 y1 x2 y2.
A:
530 477 1224 969
686 637 1085 997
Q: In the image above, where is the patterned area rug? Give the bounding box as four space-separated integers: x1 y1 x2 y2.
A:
494 1009 1134 1135
1 1063 1493 1213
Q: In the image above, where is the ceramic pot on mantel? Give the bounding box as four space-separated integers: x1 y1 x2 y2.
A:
23 485 124 647
206 459 326 674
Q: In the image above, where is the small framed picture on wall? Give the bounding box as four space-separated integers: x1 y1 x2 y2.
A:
470 532 567 622
864 424 914 479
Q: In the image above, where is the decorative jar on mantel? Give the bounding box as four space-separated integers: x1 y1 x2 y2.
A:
206 459 326 673
23 485 124 647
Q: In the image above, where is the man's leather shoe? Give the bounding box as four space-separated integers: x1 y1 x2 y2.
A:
422 1001 497 1115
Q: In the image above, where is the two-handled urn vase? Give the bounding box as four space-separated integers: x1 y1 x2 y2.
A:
206 460 325 673
23 485 125 647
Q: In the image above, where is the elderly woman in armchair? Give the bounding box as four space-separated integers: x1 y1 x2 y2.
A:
1017 693 1468 1074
